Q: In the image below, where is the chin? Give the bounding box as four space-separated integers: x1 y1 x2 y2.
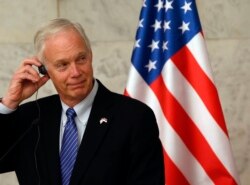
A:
71 88 89 99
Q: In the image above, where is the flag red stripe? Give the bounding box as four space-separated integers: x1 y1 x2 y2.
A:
124 89 130 97
150 76 237 185
171 46 228 136
163 149 190 185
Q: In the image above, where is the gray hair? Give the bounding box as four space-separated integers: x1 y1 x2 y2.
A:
34 18 91 63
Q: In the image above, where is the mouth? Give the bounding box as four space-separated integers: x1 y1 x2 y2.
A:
68 81 85 89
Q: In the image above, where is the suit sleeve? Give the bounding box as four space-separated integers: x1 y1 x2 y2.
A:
0 104 37 173
0 112 20 173
126 104 165 185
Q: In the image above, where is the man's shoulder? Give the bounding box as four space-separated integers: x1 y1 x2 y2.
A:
20 94 60 109
37 94 60 103
110 92 153 114
96 80 151 112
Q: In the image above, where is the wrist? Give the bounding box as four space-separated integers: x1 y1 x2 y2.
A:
1 97 19 110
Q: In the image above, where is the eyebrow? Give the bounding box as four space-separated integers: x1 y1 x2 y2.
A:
76 51 87 58
54 51 88 64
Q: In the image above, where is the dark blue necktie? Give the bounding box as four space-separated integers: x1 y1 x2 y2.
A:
60 108 78 185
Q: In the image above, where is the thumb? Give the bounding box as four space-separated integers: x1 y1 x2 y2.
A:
37 75 50 89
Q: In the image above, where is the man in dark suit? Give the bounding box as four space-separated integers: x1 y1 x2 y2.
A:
0 18 164 185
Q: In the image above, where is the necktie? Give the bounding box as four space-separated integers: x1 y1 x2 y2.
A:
60 108 78 185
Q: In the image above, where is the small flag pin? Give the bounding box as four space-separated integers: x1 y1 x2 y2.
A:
99 117 108 124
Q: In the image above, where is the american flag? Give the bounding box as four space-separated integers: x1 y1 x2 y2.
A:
124 0 240 184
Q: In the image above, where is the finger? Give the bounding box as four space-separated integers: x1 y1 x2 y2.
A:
37 75 50 88
16 64 41 82
20 57 43 68
24 65 41 79
13 72 37 84
13 68 40 84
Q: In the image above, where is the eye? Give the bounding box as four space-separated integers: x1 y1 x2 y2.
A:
78 55 87 63
56 62 68 71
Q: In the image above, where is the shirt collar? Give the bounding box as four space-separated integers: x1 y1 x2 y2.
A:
61 79 98 125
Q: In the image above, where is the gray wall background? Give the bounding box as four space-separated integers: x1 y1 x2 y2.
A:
0 0 249 184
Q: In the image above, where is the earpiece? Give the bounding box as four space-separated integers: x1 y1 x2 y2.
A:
38 65 48 75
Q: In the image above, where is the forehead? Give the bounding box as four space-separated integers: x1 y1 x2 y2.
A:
43 29 90 61
46 28 85 45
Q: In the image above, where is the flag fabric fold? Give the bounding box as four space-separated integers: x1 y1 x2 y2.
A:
124 0 240 184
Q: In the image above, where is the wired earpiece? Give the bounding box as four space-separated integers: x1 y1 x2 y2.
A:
34 84 41 185
38 65 48 75
0 85 41 185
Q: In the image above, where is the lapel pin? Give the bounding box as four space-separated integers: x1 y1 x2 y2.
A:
99 117 108 124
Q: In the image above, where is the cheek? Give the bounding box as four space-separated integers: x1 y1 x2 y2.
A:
78 64 93 79
50 73 67 90
87 67 93 77
85 63 93 76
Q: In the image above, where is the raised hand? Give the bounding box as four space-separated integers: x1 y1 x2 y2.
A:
2 57 49 109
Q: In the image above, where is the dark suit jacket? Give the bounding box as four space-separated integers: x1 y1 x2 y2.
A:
0 80 164 185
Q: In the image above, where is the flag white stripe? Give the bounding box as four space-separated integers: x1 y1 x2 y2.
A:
162 57 240 184
126 65 213 184
186 33 214 82
162 118 214 185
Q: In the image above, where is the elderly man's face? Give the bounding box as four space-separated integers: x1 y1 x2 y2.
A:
43 28 94 107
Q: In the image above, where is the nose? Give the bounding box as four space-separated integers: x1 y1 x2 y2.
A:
70 63 81 77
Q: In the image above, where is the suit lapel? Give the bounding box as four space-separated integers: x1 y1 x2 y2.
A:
39 96 62 185
70 81 114 185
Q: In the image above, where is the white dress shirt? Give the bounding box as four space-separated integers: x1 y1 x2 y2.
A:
59 80 98 150
0 101 15 113
0 80 99 151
